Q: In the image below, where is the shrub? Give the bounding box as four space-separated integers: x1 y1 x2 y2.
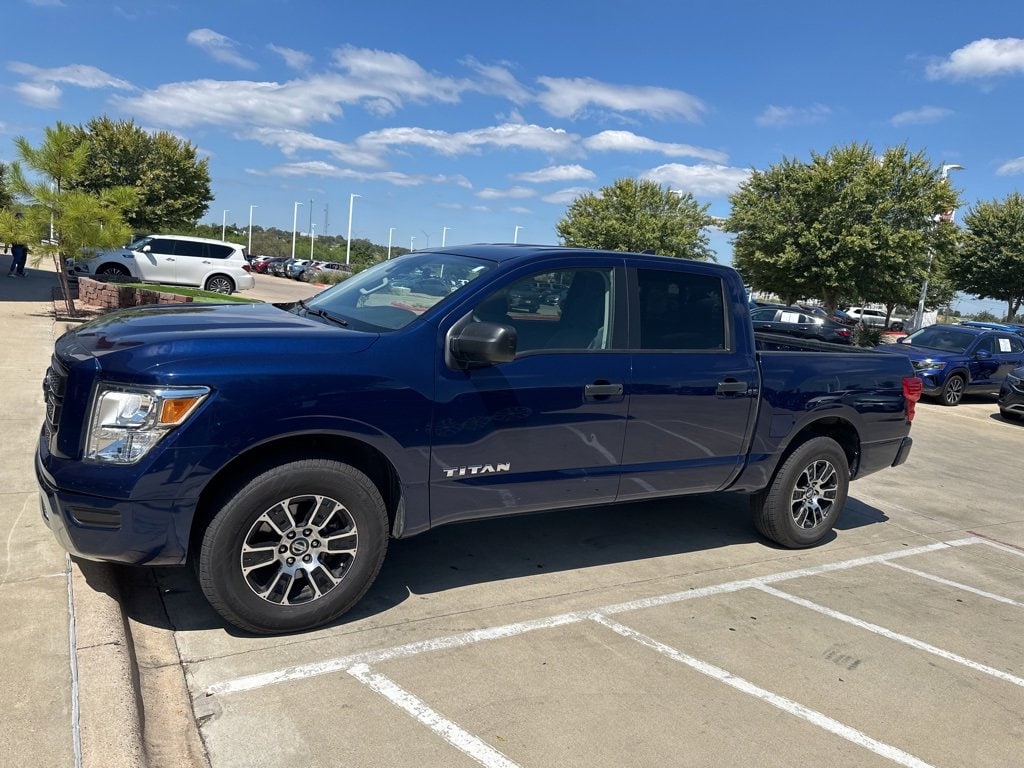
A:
853 324 883 347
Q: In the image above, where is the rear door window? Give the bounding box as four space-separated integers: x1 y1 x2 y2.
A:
635 268 726 350
172 239 207 258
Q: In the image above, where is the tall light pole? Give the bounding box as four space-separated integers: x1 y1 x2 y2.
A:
387 227 395 259
345 193 360 265
410 236 416 251
441 226 449 247
915 164 964 330
291 201 303 260
310 223 316 259
221 209 229 241
513 225 523 244
247 205 258 254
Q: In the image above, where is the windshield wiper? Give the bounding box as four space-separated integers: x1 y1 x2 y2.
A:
298 299 348 327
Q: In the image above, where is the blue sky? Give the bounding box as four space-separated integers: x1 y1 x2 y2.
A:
3 0 1023 314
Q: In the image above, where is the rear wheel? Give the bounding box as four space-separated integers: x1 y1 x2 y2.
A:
940 375 965 406
205 274 235 294
197 459 389 634
752 436 849 548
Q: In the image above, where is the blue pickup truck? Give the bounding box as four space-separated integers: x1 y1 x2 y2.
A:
37 245 920 633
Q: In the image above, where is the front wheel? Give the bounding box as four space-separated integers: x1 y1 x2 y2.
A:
205 275 235 294
98 263 130 277
752 436 849 548
940 375 965 406
197 459 389 634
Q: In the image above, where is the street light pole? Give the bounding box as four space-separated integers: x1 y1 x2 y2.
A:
345 193 360 265
221 209 229 241
410 236 416 251
387 227 395 259
513 225 522 244
291 201 302 260
247 205 258 254
915 164 964 330
441 226 449 247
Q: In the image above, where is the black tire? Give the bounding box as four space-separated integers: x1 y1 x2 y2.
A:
940 374 965 406
98 263 130 277
197 459 389 634
752 436 849 548
205 274 235 294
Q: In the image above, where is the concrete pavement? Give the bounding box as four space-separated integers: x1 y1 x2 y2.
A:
0 258 146 768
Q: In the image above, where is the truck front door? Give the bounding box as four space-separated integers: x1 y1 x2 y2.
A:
618 265 758 499
431 262 629 525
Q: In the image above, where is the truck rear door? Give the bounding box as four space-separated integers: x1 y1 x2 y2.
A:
430 259 630 524
617 263 758 500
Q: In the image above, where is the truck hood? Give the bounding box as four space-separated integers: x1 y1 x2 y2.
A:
56 302 377 374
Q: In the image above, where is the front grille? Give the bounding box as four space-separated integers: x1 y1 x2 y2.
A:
43 356 68 436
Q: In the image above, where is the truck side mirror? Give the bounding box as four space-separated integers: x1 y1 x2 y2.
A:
450 321 517 366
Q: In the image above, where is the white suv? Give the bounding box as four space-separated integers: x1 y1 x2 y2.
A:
844 306 905 331
74 235 255 294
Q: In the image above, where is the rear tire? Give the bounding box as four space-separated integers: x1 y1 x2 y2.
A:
752 436 849 548
197 459 389 634
205 274 235 294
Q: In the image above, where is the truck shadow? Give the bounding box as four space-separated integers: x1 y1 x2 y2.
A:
125 492 889 635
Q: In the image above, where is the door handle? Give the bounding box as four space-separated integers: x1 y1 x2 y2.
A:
585 382 623 399
716 380 749 395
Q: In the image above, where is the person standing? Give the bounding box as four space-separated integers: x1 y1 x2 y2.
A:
7 241 27 277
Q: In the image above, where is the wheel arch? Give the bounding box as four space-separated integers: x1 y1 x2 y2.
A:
189 433 404 559
772 416 860 481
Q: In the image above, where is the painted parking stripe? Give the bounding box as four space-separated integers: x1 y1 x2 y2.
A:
204 538 979 698
590 613 934 768
349 663 520 768
881 560 1024 608
755 584 1024 688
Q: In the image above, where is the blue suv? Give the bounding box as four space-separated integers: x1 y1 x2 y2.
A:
881 324 1024 406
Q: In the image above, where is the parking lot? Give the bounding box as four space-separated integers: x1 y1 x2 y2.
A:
115 396 1024 768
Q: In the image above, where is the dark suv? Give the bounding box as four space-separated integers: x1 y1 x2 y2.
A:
881 324 1024 405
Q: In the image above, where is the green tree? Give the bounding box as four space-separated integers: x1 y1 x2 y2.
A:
556 178 714 259
4 123 136 314
952 192 1024 322
725 143 959 318
0 161 13 211
69 117 213 232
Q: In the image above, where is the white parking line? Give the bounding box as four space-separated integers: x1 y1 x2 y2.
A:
881 560 1024 608
349 663 520 768
589 613 934 768
755 584 1024 688
204 538 979 698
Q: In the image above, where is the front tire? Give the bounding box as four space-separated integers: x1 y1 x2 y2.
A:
197 459 389 634
98 264 130 277
752 436 849 548
205 274 235 294
940 375 965 406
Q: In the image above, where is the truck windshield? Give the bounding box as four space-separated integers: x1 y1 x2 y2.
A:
301 252 493 332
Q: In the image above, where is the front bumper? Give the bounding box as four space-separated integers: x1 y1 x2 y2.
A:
36 447 192 566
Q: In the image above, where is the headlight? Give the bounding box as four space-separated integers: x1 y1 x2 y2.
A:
912 360 945 371
85 385 209 464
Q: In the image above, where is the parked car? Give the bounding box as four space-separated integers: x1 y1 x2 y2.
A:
302 261 351 282
286 259 313 280
998 366 1024 420
750 306 853 344
880 323 1024 405
271 258 300 277
252 256 285 274
38 245 920 633
798 305 858 326
71 234 254 294
844 306 905 331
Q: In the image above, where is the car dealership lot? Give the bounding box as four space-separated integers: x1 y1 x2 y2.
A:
116 397 1024 768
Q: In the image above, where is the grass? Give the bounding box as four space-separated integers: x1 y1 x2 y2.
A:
117 282 260 303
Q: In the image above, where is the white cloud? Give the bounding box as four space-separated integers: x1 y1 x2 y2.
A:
642 163 751 197
27 0 65 6
187 28 258 70
512 164 596 183
889 106 953 126
257 161 469 188
997 157 1024 176
9 62 134 91
542 186 592 205
462 57 531 103
476 186 536 200
357 123 577 157
756 104 831 127
244 127 384 167
927 37 1024 80
583 130 728 162
331 45 464 108
508 206 531 214
536 77 706 121
268 44 312 71
14 81 61 108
